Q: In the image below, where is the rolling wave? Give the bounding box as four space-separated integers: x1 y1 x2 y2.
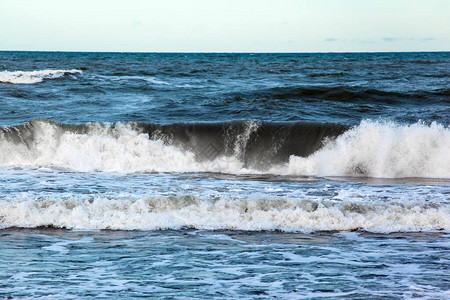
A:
237 85 450 104
0 119 448 178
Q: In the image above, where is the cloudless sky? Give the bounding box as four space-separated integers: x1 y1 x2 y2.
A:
0 0 449 52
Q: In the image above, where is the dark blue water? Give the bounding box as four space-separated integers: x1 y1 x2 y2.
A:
0 52 449 299
1 52 449 126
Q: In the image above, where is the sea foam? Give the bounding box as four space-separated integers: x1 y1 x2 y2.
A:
0 69 82 84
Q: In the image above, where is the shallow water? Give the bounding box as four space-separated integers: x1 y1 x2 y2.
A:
1 229 449 299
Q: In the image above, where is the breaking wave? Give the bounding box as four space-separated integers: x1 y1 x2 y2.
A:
0 119 448 178
0 69 82 84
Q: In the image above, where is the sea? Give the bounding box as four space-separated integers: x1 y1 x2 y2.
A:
0 51 449 299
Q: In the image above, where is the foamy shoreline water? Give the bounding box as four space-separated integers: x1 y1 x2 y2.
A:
1 228 449 299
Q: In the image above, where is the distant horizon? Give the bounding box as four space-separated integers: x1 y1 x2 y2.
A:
1 50 449 54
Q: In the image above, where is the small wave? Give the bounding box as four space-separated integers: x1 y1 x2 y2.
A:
435 88 450 96
238 85 448 104
102 74 169 85
0 69 82 84
0 196 448 232
0 119 448 178
422 74 450 79
307 72 345 78
410 60 438 64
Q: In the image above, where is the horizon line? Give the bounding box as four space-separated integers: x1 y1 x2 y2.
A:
1 50 449 54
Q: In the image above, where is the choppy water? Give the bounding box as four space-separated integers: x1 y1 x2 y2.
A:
0 52 449 298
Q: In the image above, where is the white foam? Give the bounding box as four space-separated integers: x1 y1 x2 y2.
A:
0 196 448 233
0 69 82 84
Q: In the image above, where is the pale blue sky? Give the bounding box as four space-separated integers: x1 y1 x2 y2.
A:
0 0 449 52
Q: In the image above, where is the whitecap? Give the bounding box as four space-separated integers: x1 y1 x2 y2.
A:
0 69 82 84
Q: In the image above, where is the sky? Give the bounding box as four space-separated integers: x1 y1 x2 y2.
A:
0 0 449 52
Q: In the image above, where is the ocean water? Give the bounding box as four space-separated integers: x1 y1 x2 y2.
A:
0 51 449 299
